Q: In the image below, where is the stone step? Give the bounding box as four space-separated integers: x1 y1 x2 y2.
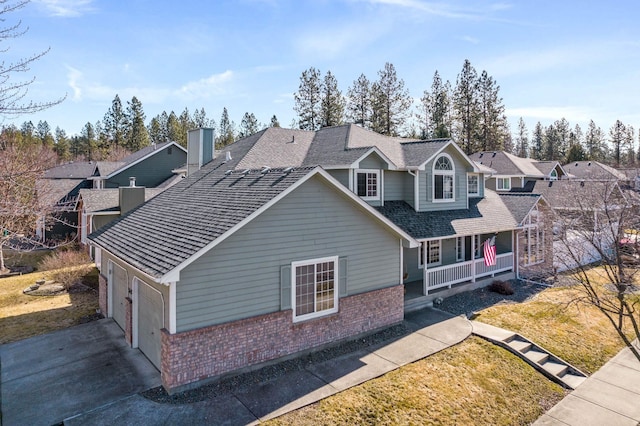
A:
508 339 532 353
524 349 549 364
561 373 587 389
542 361 568 377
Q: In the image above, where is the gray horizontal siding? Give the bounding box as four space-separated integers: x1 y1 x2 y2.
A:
359 152 387 169
420 148 473 212
327 169 349 188
384 171 404 201
176 176 401 332
107 146 186 188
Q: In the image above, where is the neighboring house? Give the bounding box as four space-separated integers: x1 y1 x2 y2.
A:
77 180 177 250
38 142 187 241
88 125 549 392
513 179 625 271
563 160 627 182
469 151 567 192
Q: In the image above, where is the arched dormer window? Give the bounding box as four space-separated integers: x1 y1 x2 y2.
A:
550 169 558 181
433 154 454 202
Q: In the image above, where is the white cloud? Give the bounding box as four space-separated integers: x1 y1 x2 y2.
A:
65 65 83 100
175 71 234 100
35 0 96 17
355 0 496 20
295 21 390 60
459 35 479 44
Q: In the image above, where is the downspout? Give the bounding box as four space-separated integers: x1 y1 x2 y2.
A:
408 169 419 211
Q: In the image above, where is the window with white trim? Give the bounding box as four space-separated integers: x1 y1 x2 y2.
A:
354 169 380 201
433 155 454 202
456 237 464 262
427 240 441 266
523 206 545 266
467 174 479 196
496 177 511 191
292 256 339 322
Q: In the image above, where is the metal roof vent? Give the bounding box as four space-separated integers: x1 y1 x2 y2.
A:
241 169 250 176
224 170 233 176
129 177 136 187
225 151 232 162
283 167 294 174
261 166 271 174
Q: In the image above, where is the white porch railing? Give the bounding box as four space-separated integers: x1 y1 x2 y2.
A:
425 252 513 293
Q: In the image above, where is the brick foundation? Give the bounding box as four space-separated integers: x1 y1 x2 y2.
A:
160 284 404 392
98 274 108 316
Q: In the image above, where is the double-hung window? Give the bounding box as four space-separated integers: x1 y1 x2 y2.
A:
467 174 479 196
292 256 339 322
496 177 511 191
427 240 441 266
433 155 454 202
355 169 380 201
456 237 464 262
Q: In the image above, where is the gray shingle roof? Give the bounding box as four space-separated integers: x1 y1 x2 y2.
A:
499 193 541 225
79 187 166 213
526 179 620 210
374 190 517 239
44 162 97 179
236 127 315 169
469 151 547 177
90 166 317 278
563 161 627 181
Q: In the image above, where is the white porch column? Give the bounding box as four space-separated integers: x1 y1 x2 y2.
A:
422 242 428 295
471 235 476 283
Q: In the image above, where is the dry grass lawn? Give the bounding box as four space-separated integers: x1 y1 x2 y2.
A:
266 337 565 426
269 268 637 424
0 266 99 344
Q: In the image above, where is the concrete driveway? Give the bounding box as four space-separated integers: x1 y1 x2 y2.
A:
0 318 161 426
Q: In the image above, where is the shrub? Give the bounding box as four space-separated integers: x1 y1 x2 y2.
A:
488 280 514 295
38 248 93 289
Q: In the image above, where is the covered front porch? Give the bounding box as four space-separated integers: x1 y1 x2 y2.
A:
402 231 515 311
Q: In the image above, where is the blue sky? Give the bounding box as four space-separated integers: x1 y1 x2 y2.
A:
7 0 640 138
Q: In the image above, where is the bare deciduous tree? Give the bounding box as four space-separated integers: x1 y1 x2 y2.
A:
0 139 58 272
553 180 640 361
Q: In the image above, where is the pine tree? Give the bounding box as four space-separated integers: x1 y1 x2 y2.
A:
542 124 556 161
294 67 322 130
80 122 97 160
166 112 182 145
609 120 626 166
269 115 280 127
554 118 570 161
103 94 126 147
238 112 259 138
36 120 54 147
53 126 70 161
585 120 605 161
346 73 371 128
476 70 506 151
624 125 635 165
418 71 451 139
193 108 214 128
515 117 529 157
216 107 235 147
370 62 412 136
453 60 480 154
320 70 345 128
125 96 149 151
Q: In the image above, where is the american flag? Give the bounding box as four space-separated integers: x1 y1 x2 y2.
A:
484 236 496 266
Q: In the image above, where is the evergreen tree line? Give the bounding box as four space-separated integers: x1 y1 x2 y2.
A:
293 59 511 155
514 117 639 166
2 95 282 162
2 58 639 168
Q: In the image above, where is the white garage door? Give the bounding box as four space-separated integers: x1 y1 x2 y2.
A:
110 261 128 331
137 279 163 370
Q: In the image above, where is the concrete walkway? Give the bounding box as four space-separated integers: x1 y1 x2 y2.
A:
65 308 472 425
534 343 640 425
